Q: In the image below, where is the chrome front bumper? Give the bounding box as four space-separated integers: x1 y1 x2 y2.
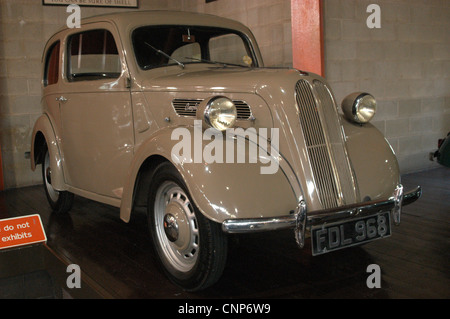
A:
222 184 422 248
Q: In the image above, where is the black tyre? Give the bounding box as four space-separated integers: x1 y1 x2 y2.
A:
42 148 73 214
147 162 227 291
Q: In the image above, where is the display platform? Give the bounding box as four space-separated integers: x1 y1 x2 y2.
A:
0 167 449 299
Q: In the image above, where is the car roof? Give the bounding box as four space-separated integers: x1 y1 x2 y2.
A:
44 10 260 63
71 10 251 34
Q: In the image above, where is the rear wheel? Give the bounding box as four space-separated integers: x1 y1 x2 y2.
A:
42 148 73 214
148 162 227 291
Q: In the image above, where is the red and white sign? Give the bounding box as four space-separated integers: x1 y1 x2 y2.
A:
0 214 47 250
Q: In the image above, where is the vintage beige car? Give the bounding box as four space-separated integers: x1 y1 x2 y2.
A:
31 11 421 291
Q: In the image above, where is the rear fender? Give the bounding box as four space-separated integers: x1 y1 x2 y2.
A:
31 114 66 191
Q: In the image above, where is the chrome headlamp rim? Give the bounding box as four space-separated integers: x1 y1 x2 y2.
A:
204 96 237 131
353 93 376 123
342 92 377 124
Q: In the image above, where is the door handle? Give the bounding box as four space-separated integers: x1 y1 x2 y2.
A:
56 96 68 103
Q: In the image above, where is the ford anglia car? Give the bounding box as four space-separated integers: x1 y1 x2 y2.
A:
31 11 421 291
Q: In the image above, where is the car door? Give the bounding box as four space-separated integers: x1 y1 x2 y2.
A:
59 23 133 199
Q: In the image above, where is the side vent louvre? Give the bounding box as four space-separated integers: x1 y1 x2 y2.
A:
172 99 252 120
234 100 252 120
172 99 203 117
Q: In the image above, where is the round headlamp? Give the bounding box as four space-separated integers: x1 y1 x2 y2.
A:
204 96 237 131
342 92 377 124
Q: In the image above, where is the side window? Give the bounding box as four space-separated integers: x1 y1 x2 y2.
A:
44 41 60 86
67 29 120 82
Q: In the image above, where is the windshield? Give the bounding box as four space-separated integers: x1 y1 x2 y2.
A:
132 25 257 70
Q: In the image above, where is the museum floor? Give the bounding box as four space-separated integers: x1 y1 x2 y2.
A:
0 167 449 299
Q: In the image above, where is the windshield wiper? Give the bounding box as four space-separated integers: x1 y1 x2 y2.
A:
144 42 185 69
184 57 250 68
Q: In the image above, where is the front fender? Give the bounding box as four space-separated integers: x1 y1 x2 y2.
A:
120 125 298 223
31 114 66 191
342 119 400 201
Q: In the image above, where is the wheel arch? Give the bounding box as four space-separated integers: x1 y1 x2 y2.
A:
131 154 168 212
32 131 47 168
119 126 298 224
30 114 66 191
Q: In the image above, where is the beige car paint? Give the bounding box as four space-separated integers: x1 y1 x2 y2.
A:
31 114 65 191
342 120 400 200
32 11 401 225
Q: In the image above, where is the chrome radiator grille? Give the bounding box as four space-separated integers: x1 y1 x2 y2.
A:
295 79 357 209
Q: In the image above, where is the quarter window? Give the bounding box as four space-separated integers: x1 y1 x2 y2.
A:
67 29 121 81
44 41 60 86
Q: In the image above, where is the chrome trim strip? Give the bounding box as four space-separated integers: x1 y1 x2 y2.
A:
222 185 422 237
222 215 297 233
392 184 404 225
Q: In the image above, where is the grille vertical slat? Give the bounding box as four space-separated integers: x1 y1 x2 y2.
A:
295 79 357 209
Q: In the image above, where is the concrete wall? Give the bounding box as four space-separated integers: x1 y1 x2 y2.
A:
323 0 449 173
183 0 449 173
0 0 448 189
0 0 179 188
175 0 293 67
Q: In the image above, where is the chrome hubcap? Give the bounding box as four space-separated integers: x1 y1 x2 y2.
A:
164 213 179 242
154 181 199 273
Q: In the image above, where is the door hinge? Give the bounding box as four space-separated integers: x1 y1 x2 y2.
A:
126 77 132 89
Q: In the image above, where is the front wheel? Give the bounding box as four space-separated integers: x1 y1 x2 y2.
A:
42 148 73 214
148 162 227 291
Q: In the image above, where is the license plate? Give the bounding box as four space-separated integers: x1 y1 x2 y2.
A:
311 212 391 256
